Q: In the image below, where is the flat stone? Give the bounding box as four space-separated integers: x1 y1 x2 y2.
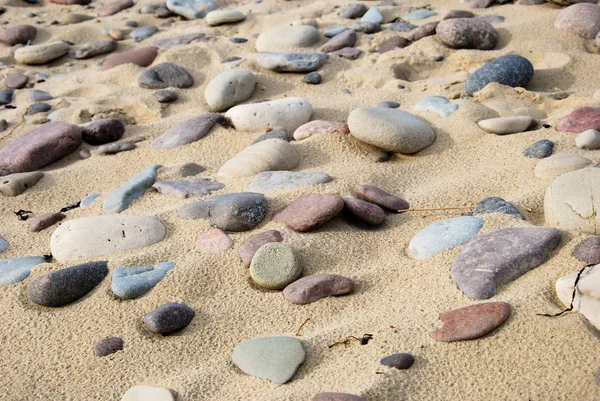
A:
206 9 245 25
325 27 348 38
473 196 524 219
312 394 365 401
178 192 268 232
102 165 161 213
576 129 600 149
111 261 175 299
144 302 195 334
0 237 6 253
573 237 600 264
0 256 46 286
451 227 561 299
28 261 108 307
524 139 553 159
97 142 136 155
256 52 327 72
27 103 51 115
320 29 356 53
253 129 292 144
70 40 117 59
0 122 81 176
293 120 349 141
273 193 344 232
378 36 408 53
179 162 204 176
5 73 28 89
82 119 124 145
0 89 14 105
408 216 484 259
152 113 224 149
534 154 591 179
358 184 409 212
225 97 312 132
555 3 600 39
378 101 401 109
331 47 362 60
343 197 385 225
403 9 437 19
380 353 415 370
121 386 174 401
28 213 65 232
218 139 300 178
250 243 301 289
0 25 36 46
339 4 367 19
153 90 178 103
415 96 458 118
138 62 193 89
466 55 534 96
81 193 101 207
443 10 475 19
351 21 381 33
204 69 256 111
430 302 511 342
94 337 124 357
153 178 224 198
558 107 600 133
238 230 283 267
108 29 124 41
153 33 205 48
166 0 217 19
390 21 418 32
98 0 134 17
256 25 320 52
283 273 354 304
101 46 158 71
348 107 436 154
436 18 498 50
29 90 52 102
361 7 384 24
0 171 44 196
478 116 534 135
62 13 94 24
50 215 166 261
15 41 69 64
247 171 332 192
131 26 158 43
196 228 233 253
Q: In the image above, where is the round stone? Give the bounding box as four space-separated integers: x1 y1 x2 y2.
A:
466 55 534 96
436 18 498 50
555 3 600 39
303 71 321 84
205 69 256 112
93 337 124 357
225 97 312 133
255 25 320 52
478 116 534 135
250 243 301 289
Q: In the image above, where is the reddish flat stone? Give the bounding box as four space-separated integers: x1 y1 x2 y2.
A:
331 47 362 60
273 193 344 232
196 228 233 253
101 46 158 70
293 120 349 140
358 184 409 212
283 274 354 304
378 36 408 53
5 73 28 89
98 0 134 17
558 107 600 133
430 302 511 342
238 230 283 267
28 213 66 232
343 197 385 225
573 237 600 264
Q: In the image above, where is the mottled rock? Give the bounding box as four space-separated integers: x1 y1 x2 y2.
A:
294 120 349 141
218 139 300 178
408 216 484 259
256 52 327 72
466 55 534 96
204 69 256 111
431 302 511 341
94 337 124 357
0 25 36 46
250 243 300 289
320 29 356 53
238 230 283 267
225 97 312 133
101 46 158 71
0 171 44 196
99 0 134 17
283 274 353 304
82 119 124 145
558 107 600 133
80 193 101 207
153 178 224 198
524 139 553 159
380 353 415 370
0 256 46 286
196 228 233 253
534 154 591 179
247 171 332 192
256 25 320 52
179 162 204 177
390 21 418 32
151 113 225 149
111 262 175 298
273 193 344 232
436 18 498 50
358 184 409 212
555 3 600 39
206 9 245 25
166 0 217 19
28 213 65 232
15 41 69 64
138 62 194 89
573 237 600 264
103 165 161 213
144 302 195 334
478 116 534 134
473 196 524 219
378 36 408 53
0 89 13 105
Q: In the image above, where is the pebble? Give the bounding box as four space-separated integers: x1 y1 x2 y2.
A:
124 20 138 28
94 337 124 357
390 21 417 32
256 25 320 52
443 10 475 19
358 184 409 212
28 89 52 102
14 41 69 64
166 0 217 19
138 62 193 89
303 71 322 84
555 3 600 39
0 89 13 105
178 192 268 231
283 273 354 304
153 33 205 48
101 46 158 71
436 18 498 50
195 228 233 253
103 165 161 213
233 336 305 383
230 38 247 44
81 193 101 207
478 116 534 134
50 215 166 261
121 386 174 401
573 237 600 264
0 171 44 196
0 256 46 286
0 119 6 131
153 90 178 103
0 122 81 176
0 25 36 46
98 142 135 155
339 4 367 19
130 26 158 42
415 96 458 118
250 243 301 289
153 177 224 198
325 27 348 37
152 113 224 149
576 129 600 149
343 197 385 225
5 73 29 89
0 236 6 253
144 302 195 334
294 120 349 141
98 0 134 17
225 97 312 133
534 154 591 179
256 52 327 73
409 216 484 259
558 107 600 133
108 29 124 41
378 36 408 53
312 394 365 401
218 139 300 178
380 353 415 370
247 171 332 192
480 15 505 24
82 119 125 145
451 227 561 299
238 230 283 267
378 101 400 109
204 69 256 111
544 168 600 234
473 196 524 219
206 9 245 25
28 212 65 232
320 29 356 53
524 139 553 159
430 302 511 342
28 261 108 307
466 55 534 96
179 162 205 176
253 129 292 144
556 265 600 330
27 103 51 115
403 9 437 19
332 47 363 60
361 7 384 24
112 261 175 298
349 107 436 154
273 193 344 232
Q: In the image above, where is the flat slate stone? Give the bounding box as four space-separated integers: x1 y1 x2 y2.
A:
250 242 301 289
238 230 283 267
103 165 161 213
0 256 46 286
524 139 553 159
430 302 511 342
358 184 409 212
0 171 44 196
408 216 484 259
28 261 108 307
153 178 224 198
138 62 194 89
473 196 524 219
247 171 332 192
256 52 328 73
151 113 224 149
144 302 195 334
273 193 344 232
283 273 354 304
111 262 175 299
451 227 561 299
232 336 306 384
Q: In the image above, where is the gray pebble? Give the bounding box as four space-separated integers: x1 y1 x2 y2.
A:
303 72 321 84
143 302 195 334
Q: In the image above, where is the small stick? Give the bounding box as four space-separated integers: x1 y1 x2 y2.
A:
397 206 474 213
295 318 311 336
2 104 32 140
537 264 591 317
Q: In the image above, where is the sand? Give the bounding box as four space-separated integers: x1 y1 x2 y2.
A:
1 0 600 399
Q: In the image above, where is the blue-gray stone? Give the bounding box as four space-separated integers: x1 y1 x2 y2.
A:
325 27 348 38
408 216 484 259
303 71 321 84
81 193 101 207
361 7 384 24
256 52 328 72
29 90 52 102
524 139 553 159
389 21 417 31
247 171 332 192
101 28 110 35
350 21 381 33
466 55 534 96
0 89 14 105
232 336 306 384
415 96 458 117
131 25 158 42
480 15 505 24
403 9 437 19
35 73 48 81
0 256 46 286
0 236 7 253
166 0 217 19
27 103 51 115
339 3 367 19
230 37 247 43
473 196 524 220
252 129 292 144
378 101 400 109
102 165 162 213
111 261 175 299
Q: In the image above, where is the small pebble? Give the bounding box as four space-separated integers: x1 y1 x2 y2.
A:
303 71 321 84
153 90 178 103
143 302 195 334
380 353 415 370
378 101 400 108
524 139 553 159
93 337 124 357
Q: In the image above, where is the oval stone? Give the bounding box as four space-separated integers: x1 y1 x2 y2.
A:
380 353 415 370
273 193 344 232
98 0 134 17
14 41 69 65
0 25 36 46
206 9 245 25
478 116 534 135
408 216 484 259
256 25 320 52
82 118 125 145
555 3 600 39
250 243 301 289
436 18 498 50
431 302 511 342
94 337 124 357
218 138 300 178
204 69 256 112
256 52 328 73
558 107 600 133
152 113 224 149
138 62 194 89
196 228 233 253
225 97 312 133
466 55 534 96
143 302 195 334
320 29 357 53
166 0 217 19
101 46 158 71
28 213 66 232
343 197 385 225
283 274 354 304
534 154 591 179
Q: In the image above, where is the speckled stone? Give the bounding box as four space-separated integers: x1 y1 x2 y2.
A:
94 337 124 357
250 242 301 289
524 139 553 159
431 302 511 342
473 196 524 219
436 18 498 50
558 107 600 133
573 237 600 264
238 230 283 267
466 55 534 96
103 165 161 213
143 302 195 334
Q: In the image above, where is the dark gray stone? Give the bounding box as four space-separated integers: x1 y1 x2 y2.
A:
27 103 51 115
253 129 292 144
143 302 195 334
179 162 205 176
151 113 224 149
466 55 534 96
230 37 247 43
339 3 367 19
138 62 194 89
380 353 415 369
82 119 125 145
153 89 178 103
29 90 52 102
473 196 524 220
524 139 553 159
0 89 14 105
93 337 124 357
378 101 400 108
389 21 417 32
303 72 321 84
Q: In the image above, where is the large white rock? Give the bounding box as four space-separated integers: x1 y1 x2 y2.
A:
534 154 591 179
477 116 534 135
218 138 300 178
556 264 600 330
348 107 436 153
225 97 312 132
121 385 174 401
575 129 600 150
545 168 600 234
204 69 256 112
255 25 320 52
50 215 166 261
14 41 69 65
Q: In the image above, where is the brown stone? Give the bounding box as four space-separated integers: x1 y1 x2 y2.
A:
273 193 344 232
320 29 356 53
343 197 385 225
98 0 134 17
435 18 498 50
238 230 283 267
101 46 158 70
283 274 354 304
357 184 409 212
331 47 362 60
0 25 36 46
430 302 511 342
29 213 66 232
5 73 28 89
558 107 600 133
378 36 408 53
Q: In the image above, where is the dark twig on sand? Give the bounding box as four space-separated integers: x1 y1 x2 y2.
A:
537 264 592 317
295 318 311 336
328 334 373 348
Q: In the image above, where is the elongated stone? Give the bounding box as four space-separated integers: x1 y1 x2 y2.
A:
103 165 161 213
0 256 47 286
256 52 327 72
430 302 511 342
151 114 225 149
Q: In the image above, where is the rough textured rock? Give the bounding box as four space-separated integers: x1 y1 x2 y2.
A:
451 227 561 299
103 165 161 213
111 262 175 299
430 302 512 342
138 63 194 89
293 120 349 141
555 3 600 39
225 97 312 133
283 274 354 304
82 119 125 145
407 21 439 42
343 197 385 225
478 116 534 134
204 69 256 111
28 212 65 232
0 25 36 46
558 107 600 133
473 196 524 219
247 171 332 192
14 41 69 65
466 55 534 96
256 52 328 73
524 139 554 159
152 113 224 149
250 243 301 289
179 162 204 176
238 230 283 267
573 237 600 264
218 139 300 178
196 228 233 253
93 337 124 357
0 171 44 196
358 184 409 212
101 47 158 71
5 73 28 89
534 154 591 179
331 47 362 60
436 18 498 50
408 216 484 259
273 193 344 232
320 29 356 53
0 256 47 286
153 178 224 198
143 302 195 334
380 353 415 370
256 25 320 52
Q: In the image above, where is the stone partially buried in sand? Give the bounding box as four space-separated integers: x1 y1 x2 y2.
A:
28 213 65 232
555 3 600 39
256 52 328 73
430 302 511 342
218 139 300 178
121 386 174 401
250 243 301 289
556 264 600 330
534 154 591 179
0 25 36 46
152 113 225 149
294 120 349 140
94 337 124 357
111 262 175 299
358 184 409 212
343 197 386 225
0 256 47 286
0 171 44 196
238 230 283 267
138 63 194 89
204 69 256 111
82 119 125 145
206 9 245 25
166 0 217 19
256 25 320 52
247 171 332 192
225 97 312 133
558 107 600 133
473 196 524 219
466 55 534 96
524 139 554 159
573 237 600 264
50 215 166 261
320 29 356 53
14 41 69 65
274 193 344 232
436 18 498 50
101 47 158 71
102 165 161 213
283 274 354 304
98 0 134 16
